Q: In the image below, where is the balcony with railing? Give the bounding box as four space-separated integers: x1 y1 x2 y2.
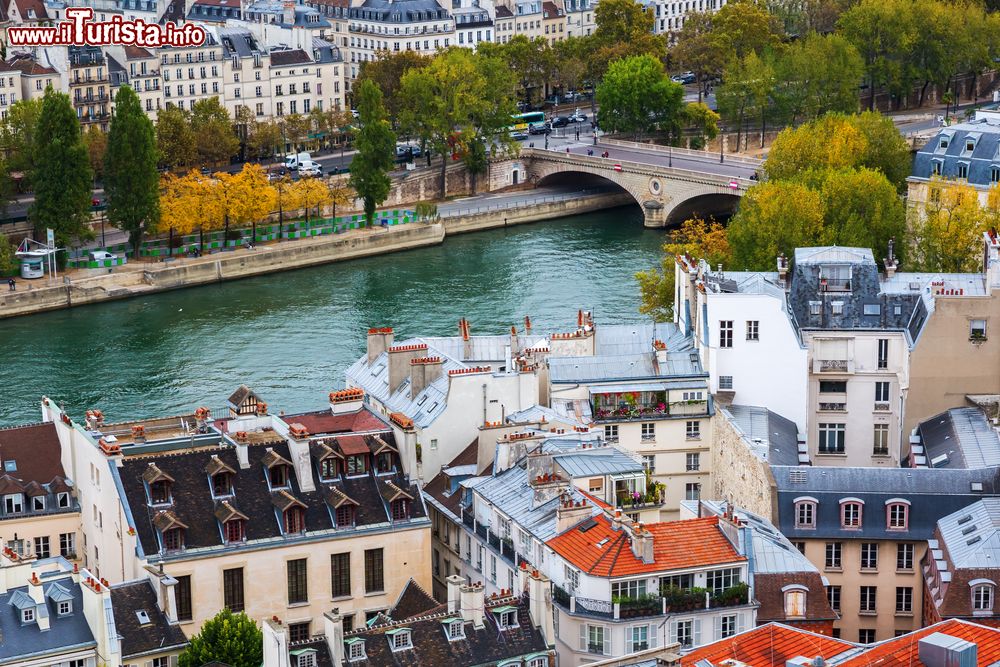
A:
553 582 752 621
592 390 709 423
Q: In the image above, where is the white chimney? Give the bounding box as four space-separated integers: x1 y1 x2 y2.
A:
324 609 345 667
447 574 464 614
460 582 485 629
28 571 44 603
527 569 555 647
285 423 315 493
329 388 364 415
263 617 290 667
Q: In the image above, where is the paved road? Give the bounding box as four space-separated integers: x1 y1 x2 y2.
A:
438 184 618 217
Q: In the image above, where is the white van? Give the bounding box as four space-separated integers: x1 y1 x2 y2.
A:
284 152 312 170
298 161 323 177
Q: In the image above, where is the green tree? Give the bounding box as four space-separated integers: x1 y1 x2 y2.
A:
482 35 555 105
912 181 995 272
247 119 283 161
31 87 93 253
0 231 16 276
357 49 432 125
400 49 516 197
772 33 863 123
673 12 726 103
105 86 160 256
728 181 827 269
596 55 683 139
850 110 911 192
553 37 590 95
349 79 395 226
716 51 775 151
83 125 107 183
178 609 262 667
819 167 906 263
0 98 43 188
681 102 719 149
837 0 919 110
636 217 732 321
586 0 665 89
190 97 239 166
156 106 196 170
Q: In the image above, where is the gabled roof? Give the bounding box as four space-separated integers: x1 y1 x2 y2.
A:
214 501 248 524
389 579 440 621
205 455 236 477
680 623 858 667
547 514 743 577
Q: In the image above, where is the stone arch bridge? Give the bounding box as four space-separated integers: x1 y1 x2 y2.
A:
488 140 763 227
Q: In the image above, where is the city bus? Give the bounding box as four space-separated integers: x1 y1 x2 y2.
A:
510 111 546 132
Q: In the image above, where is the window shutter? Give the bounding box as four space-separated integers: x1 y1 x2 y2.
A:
713 615 721 639
669 620 677 644
626 628 634 654
650 625 658 648
579 624 587 651
737 612 747 634
602 627 610 656
693 619 702 646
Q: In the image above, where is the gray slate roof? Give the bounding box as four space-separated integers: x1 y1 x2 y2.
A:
723 405 801 467
350 0 450 22
697 500 818 574
0 575 96 663
912 117 1000 187
936 497 1000 569
919 407 1000 469
551 447 644 478
774 465 1000 541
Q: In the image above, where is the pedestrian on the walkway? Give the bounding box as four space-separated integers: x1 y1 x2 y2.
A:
576 130 580 141
8 277 15 291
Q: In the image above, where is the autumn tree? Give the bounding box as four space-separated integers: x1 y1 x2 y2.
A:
191 97 239 166
158 172 201 252
282 113 310 152
818 167 907 263
272 175 297 238
357 49 433 125
31 87 93 253
911 181 995 272
597 55 683 139
247 119 283 161
327 179 355 222
229 164 276 243
636 217 731 320
83 125 107 183
156 106 196 170
728 181 827 270
291 176 331 225
105 86 160 256
349 79 395 226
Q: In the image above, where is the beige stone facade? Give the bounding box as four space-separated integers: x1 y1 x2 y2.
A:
710 408 777 521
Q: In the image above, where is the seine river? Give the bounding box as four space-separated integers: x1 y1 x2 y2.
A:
0 207 666 426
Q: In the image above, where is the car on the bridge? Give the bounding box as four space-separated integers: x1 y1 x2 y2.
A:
529 123 551 135
551 116 571 128
569 111 587 123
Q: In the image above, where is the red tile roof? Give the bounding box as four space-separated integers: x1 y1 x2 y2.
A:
836 619 1000 667
681 623 857 667
124 46 155 59
281 408 387 435
546 514 743 577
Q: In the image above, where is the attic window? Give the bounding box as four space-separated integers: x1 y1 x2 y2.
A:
58 600 72 615
149 480 172 505
21 607 34 623
446 618 465 640
163 527 184 551
809 301 821 316
346 640 366 661
495 608 519 629
3 460 15 472
940 135 950 149
135 609 151 625
297 653 316 667
212 472 232 497
270 465 289 488
864 304 881 316
321 458 339 479
389 629 413 651
831 301 844 315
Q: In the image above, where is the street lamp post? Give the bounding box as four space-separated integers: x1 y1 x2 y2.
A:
719 124 725 164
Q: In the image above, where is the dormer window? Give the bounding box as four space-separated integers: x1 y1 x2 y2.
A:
57 493 70 508
886 499 910 531
931 159 943 176
321 458 339 479
388 628 413 651
224 519 246 543
375 453 395 474
446 618 465 640
335 505 355 528
972 580 995 612
940 135 950 149
5 493 25 514
840 499 863 529
150 480 172 504
21 607 34 623
391 499 410 521
270 465 289 488
346 455 367 476
966 138 977 153
31 496 44 511
163 527 184 551
58 600 72 615
783 585 807 618
284 506 305 533
958 162 969 179
296 651 317 667
494 607 519 629
212 472 233 497
794 497 817 529
346 638 366 661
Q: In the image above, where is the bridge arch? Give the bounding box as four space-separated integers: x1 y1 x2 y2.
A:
665 191 742 226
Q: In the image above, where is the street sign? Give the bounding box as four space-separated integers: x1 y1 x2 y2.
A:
613 164 622 172
729 180 739 189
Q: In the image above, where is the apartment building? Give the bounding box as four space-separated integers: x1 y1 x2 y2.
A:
547 316 713 518
160 34 224 111
263 574 555 667
218 27 273 118
0 553 185 667
68 45 110 130
452 5 493 48
0 62 21 120
495 5 515 43
643 0 727 35
773 465 999 642
345 323 544 482
0 422 80 563
346 0 455 83
563 0 594 37
270 47 319 116
8 54 58 101
107 46 163 119
41 391 432 636
542 1 565 44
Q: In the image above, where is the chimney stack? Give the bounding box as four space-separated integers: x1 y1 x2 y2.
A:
510 325 520 357
459 582 485 628
410 356 443 399
263 616 290 667
388 343 428 394
652 339 668 368
324 609 346 667
777 253 789 286
329 388 364 415
884 237 898 278
447 574 464 613
284 423 315 493
524 315 532 335
367 327 394 364
612 509 623 531
459 318 473 359
630 523 655 564
555 496 592 533
527 569 556 647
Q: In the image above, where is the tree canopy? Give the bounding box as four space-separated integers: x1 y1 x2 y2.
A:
349 78 395 225
178 609 263 667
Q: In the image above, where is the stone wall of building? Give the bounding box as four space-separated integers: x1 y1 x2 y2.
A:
710 409 777 522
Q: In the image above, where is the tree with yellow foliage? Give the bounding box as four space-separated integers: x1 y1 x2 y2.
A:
911 180 998 272
159 171 218 255
327 179 355 223
227 164 276 243
728 181 827 270
290 176 332 226
636 217 732 321
272 175 297 239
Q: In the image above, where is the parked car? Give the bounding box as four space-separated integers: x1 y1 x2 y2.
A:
671 71 697 85
90 251 117 262
284 152 312 170
551 116 571 128
512 130 529 141
268 168 288 182
529 123 551 135
410 145 423 157
569 111 588 123
298 162 323 177
395 145 413 159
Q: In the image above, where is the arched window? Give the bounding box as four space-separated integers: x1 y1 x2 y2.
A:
783 585 807 618
794 497 818 529
972 580 995 612
885 499 910 531
840 499 864 529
